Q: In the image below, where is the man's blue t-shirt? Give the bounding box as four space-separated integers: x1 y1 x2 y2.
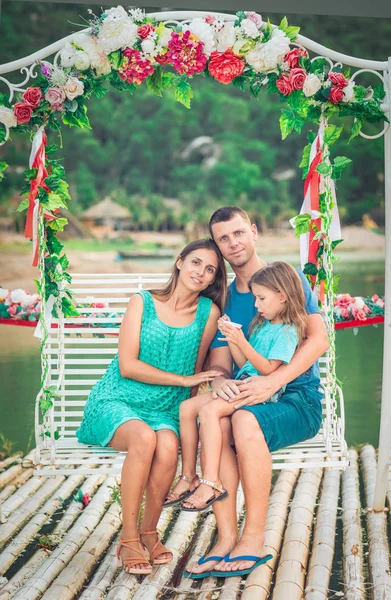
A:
211 269 321 387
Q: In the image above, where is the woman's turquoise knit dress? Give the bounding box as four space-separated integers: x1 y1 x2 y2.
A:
76 291 212 446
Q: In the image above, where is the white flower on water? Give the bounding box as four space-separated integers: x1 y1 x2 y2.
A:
98 6 138 54
241 18 260 39
186 18 215 56
246 28 290 72
342 80 356 102
128 7 146 23
59 42 76 68
50 67 68 87
215 22 236 52
303 73 322 97
0 106 17 128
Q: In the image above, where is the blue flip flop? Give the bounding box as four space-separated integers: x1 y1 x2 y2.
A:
183 555 224 579
211 552 273 577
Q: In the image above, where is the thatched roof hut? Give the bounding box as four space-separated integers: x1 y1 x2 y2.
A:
80 197 132 221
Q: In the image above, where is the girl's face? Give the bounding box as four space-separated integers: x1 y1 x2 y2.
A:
252 283 286 322
177 249 219 293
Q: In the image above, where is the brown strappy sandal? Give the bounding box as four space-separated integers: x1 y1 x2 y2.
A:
116 537 152 575
140 530 173 565
181 478 228 512
162 474 200 507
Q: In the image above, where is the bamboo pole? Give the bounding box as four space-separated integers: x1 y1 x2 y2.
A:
0 549 51 600
0 466 24 490
0 476 65 554
40 502 122 600
305 468 341 599
0 469 34 504
0 473 83 575
272 466 323 600
11 476 117 600
360 445 391 600
1 476 46 520
341 449 365 600
0 454 23 472
242 466 301 600
77 533 121 600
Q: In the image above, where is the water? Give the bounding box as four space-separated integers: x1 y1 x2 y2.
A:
0 258 385 453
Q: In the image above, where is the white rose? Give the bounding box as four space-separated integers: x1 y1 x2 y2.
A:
246 29 290 72
303 73 322 97
352 297 365 310
141 38 156 56
241 18 260 39
157 26 172 49
74 50 91 71
65 76 84 100
0 288 9 301
342 81 356 102
187 18 215 56
10 289 28 304
59 42 76 68
0 106 17 128
98 11 138 53
93 53 112 75
215 22 236 52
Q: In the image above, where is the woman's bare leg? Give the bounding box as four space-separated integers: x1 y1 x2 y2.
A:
141 429 179 561
182 399 235 508
109 419 157 572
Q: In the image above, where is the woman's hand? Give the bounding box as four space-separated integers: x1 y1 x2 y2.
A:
180 370 223 388
218 324 246 348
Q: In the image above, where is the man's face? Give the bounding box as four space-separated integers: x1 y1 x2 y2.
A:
211 215 258 268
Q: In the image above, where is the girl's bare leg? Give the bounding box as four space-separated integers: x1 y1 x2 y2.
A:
109 419 157 572
141 429 179 561
182 398 236 508
166 392 213 501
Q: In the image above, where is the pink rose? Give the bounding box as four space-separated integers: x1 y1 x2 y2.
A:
205 15 216 24
138 23 154 39
329 86 344 104
7 305 17 317
276 74 293 96
289 67 306 90
13 102 33 124
208 50 245 85
284 47 308 69
22 87 43 108
45 87 66 110
328 71 349 87
335 293 353 308
352 307 367 321
341 308 350 319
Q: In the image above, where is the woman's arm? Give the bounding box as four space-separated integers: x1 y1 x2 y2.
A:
190 303 221 397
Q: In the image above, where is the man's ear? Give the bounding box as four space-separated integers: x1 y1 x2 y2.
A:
251 223 258 240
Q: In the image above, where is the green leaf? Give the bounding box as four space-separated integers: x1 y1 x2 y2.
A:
232 76 246 92
174 79 193 109
318 267 327 281
146 67 163 97
316 162 333 177
61 297 80 317
354 85 367 101
348 119 362 143
332 156 352 180
316 244 324 260
161 72 177 90
266 74 278 95
0 127 6 144
42 193 68 211
284 25 300 40
319 192 327 213
45 144 58 155
303 262 318 276
299 143 311 179
279 111 294 140
307 130 316 144
47 217 68 231
310 58 329 77
331 238 344 250
332 273 341 293
59 254 70 270
279 16 288 31
16 198 29 213
291 213 311 236
0 161 9 181
324 125 343 147
40 396 53 417
373 84 386 101
54 430 60 440
109 50 122 70
262 19 273 42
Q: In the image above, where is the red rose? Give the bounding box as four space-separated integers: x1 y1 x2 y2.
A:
328 71 348 87
289 68 306 90
22 87 42 108
82 493 90 506
13 102 33 124
156 52 172 66
276 74 293 96
329 86 344 104
284 48 308 69
138 23 154 39
208 50 245 85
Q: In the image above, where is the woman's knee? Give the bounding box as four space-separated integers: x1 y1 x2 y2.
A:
155 432 179 468
128 425 157 457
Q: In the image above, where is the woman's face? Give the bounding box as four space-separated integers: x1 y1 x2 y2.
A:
177 248 219 293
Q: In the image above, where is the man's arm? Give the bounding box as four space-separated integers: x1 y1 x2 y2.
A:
233 313 329 406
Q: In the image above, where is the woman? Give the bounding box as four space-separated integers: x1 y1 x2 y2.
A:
76 239 226 575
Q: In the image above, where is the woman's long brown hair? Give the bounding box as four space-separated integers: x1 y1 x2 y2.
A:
249 261 308 346
150 238 227 311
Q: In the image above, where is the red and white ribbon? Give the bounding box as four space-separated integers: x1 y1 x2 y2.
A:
24 126 51 267
298 121 341 299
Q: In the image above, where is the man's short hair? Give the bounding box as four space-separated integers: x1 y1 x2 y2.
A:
208 206 252 237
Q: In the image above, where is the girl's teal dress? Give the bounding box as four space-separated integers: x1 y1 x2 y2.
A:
76 291 212 446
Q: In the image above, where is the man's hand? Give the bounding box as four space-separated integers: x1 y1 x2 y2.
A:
211 375 240 401
230 375 281 408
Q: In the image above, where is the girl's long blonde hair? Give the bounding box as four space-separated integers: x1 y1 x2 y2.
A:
249 261 308 346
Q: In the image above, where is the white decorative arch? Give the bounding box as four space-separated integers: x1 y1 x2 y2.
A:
0 9 390 509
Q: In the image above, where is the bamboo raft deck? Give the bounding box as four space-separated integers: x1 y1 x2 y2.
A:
0 446 390 600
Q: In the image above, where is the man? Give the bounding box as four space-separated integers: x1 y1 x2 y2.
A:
189 206 329 577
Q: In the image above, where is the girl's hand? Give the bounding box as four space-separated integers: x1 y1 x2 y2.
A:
217 314 231 334
181 370 223 388
218 324 246 348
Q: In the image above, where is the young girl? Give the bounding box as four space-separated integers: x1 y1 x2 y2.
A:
163 261 307 512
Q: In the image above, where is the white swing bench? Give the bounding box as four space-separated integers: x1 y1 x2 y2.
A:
35 272 349 476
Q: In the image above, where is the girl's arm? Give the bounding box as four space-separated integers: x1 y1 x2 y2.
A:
190 303 221 397
222 325 282 376
118 295 221 387
226 340 247 369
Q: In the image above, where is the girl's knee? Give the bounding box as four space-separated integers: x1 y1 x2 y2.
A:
199 401 220 423
180 399 197 419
